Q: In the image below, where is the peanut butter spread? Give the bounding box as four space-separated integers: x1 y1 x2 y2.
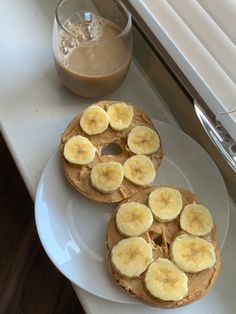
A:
59 101 163 202
106 185 221 308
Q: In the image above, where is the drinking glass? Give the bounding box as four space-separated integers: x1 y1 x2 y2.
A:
53 0 132 98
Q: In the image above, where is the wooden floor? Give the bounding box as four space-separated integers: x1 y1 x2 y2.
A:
0 134 85 314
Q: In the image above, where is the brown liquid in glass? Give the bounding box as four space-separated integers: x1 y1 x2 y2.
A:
55 19 130 98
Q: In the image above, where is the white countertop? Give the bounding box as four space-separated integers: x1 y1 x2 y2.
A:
1 0 236 313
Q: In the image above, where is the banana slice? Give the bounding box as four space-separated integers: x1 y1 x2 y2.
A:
127 126 160 155
63 135 96 165
148 187 182 222
145 258 188 301
90 161 124 193
171 234 216 273
123 155 156 186
80 105 110 135
111 237 153 277
180 203 213 236
116 202 153 237
107 102 134 130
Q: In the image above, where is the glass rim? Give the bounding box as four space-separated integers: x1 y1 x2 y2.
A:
55 0 132 42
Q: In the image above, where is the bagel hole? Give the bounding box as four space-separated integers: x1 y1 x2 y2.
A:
150 232 162 246
101 143 123 156
153 236 162 246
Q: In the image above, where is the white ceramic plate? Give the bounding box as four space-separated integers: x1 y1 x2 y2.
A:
35 120 229 304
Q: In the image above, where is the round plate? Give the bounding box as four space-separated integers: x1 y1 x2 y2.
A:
35 120 229 304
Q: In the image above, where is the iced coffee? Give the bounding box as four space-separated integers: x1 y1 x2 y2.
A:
53 1 132 98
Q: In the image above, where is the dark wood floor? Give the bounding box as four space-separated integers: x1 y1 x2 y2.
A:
0 134 85 314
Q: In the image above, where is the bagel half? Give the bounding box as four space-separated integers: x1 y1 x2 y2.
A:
106 185 221 308
59 101 163 203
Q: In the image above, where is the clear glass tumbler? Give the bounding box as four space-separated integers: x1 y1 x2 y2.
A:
53 0 132 98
